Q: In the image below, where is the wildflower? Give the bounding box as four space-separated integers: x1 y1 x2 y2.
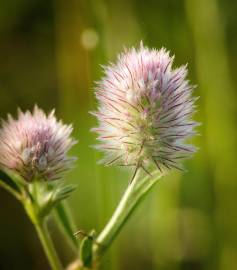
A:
93 43 198 175
0 106 77 181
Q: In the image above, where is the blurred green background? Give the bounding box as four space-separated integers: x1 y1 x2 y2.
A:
0 0 237 269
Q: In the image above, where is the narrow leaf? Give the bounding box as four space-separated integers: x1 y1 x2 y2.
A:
54 202 78 251
54 185 77 202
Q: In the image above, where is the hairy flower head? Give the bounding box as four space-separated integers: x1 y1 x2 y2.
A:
93 43 198 175
0 106 77 181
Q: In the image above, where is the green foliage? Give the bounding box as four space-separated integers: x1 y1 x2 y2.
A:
55 203 79 250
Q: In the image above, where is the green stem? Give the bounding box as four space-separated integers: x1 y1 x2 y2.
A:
35 220 63 270
54 202 78 253
93 171 163 259
0 180 22 200
23 196 63 270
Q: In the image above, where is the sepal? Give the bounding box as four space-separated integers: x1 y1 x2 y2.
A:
26 181 77 220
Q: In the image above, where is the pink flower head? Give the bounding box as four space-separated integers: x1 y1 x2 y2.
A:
93 43 198 175
0 106 77 181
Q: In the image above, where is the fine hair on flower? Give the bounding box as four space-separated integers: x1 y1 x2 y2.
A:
92 42 198 179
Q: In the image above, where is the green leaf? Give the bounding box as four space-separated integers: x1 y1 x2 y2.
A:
54 203 78 251
79 235 93 268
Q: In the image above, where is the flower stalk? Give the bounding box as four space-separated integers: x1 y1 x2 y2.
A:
34 220 63 270
54 202 79 253
92 171 163 261
23 191 63 270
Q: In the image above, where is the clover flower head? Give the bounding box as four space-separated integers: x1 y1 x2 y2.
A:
93 42 198 176
0 106 77 181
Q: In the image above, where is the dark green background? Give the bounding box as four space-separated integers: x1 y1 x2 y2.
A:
0 0 237 269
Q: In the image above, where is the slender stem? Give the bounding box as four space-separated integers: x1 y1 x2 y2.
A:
93 171 163 259
0 180 22 200
54 202 78 253
35 220 63 270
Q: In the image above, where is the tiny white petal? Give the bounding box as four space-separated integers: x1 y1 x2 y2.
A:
38 155 47 170
22 148 32 163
